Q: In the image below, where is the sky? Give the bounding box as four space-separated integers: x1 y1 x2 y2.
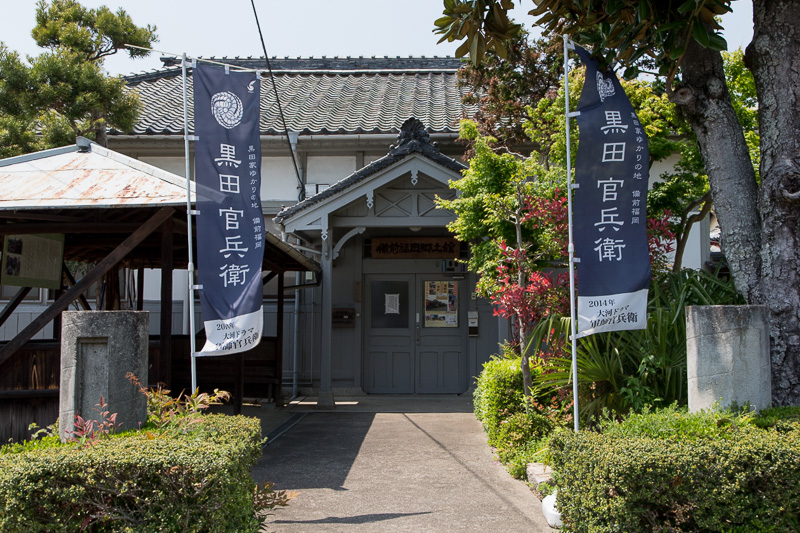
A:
1 1 754 77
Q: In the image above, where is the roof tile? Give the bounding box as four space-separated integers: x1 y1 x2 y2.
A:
119 57 477 136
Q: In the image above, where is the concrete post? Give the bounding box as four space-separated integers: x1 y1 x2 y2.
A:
59 311 149 441
686 305 771 412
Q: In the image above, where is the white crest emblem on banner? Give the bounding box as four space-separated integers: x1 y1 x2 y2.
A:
211 91 244 129
596 71 615 102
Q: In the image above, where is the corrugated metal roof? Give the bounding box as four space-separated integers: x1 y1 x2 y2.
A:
0 138 192 210
119 56 477 137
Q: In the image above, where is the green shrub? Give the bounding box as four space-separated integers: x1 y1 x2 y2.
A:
549 410 800 532
753 405 800 430
494 411 554 479
473 354 525 445
0 414 268 532
598 404 761 441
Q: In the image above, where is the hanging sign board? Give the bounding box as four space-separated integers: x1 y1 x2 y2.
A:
572 46 651 337
1 233 64 289
371 237 458 259
193 64 265 355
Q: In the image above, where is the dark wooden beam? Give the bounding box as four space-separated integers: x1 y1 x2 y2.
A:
0 388 59 400
0 286 32 329
62 262 92 311
0 212 83 222
0 207 176 368
0 223 142 235
159 216 174 387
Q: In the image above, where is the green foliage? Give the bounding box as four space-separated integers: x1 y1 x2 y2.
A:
458 32 562 150
473 352 526 444
549 408 800 531
434 0 522 63
436 0 731 76
598 404 763 441
438 120 568 297
33 0 156 61
0 377 291 531
127 372 231 431
474 348 574 478
752 406 800 431
0 415 268 532
532 269 745 422
0 0 156 156
493 411 554 478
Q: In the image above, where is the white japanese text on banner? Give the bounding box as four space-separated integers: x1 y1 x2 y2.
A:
193 64 264 354
573 46 651 337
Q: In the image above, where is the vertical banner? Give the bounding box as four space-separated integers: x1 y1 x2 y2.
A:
573 46 650 337
193 64 264 354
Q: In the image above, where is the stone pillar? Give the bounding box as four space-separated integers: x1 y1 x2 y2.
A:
60 311 149 441
686 305 771 412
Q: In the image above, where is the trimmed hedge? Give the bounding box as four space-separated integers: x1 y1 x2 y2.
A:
0 414 264 532
473 356 525 446
549 422 800 532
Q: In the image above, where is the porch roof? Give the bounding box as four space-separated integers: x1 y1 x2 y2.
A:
274 117 467 226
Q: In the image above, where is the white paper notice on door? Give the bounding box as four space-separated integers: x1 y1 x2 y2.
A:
385 293 400 314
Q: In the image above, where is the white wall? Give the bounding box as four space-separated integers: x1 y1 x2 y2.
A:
262 156 300 202
307 156 356 186
140 156 187 177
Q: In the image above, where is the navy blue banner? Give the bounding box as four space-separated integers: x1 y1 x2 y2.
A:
193 64 264 354
573 46 651 336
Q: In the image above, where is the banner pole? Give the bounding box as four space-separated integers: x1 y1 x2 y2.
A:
563 35 580 433
182 53 198 393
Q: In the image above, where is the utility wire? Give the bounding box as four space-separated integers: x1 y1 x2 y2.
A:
249 0 305 202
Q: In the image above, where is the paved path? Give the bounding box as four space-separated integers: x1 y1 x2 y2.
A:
253 396 552 532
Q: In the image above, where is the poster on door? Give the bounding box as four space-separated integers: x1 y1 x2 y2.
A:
424 281 458 328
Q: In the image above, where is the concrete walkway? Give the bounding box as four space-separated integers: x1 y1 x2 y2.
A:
250 395 553 532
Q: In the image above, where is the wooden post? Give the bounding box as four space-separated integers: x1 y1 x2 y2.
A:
276 271 285 406
136 267 144 311
234 353 244 415
159 216 174 387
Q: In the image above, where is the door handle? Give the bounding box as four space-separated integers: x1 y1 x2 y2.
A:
416 324 421 345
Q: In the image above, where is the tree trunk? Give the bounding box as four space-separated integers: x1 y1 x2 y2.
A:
671 37 761 298
746 0 800 405
672 8 800 405
672 192 713 272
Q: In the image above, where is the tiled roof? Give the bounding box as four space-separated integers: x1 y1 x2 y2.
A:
119 56 477 136
274 118 467 224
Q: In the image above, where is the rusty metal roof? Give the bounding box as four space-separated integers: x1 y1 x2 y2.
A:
0 137 193 210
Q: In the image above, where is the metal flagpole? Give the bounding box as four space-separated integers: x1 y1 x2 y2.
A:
563 35 580 433
181 53 199 393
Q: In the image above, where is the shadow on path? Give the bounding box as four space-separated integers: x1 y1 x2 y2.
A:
257 412 373 490
272 511 431 525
